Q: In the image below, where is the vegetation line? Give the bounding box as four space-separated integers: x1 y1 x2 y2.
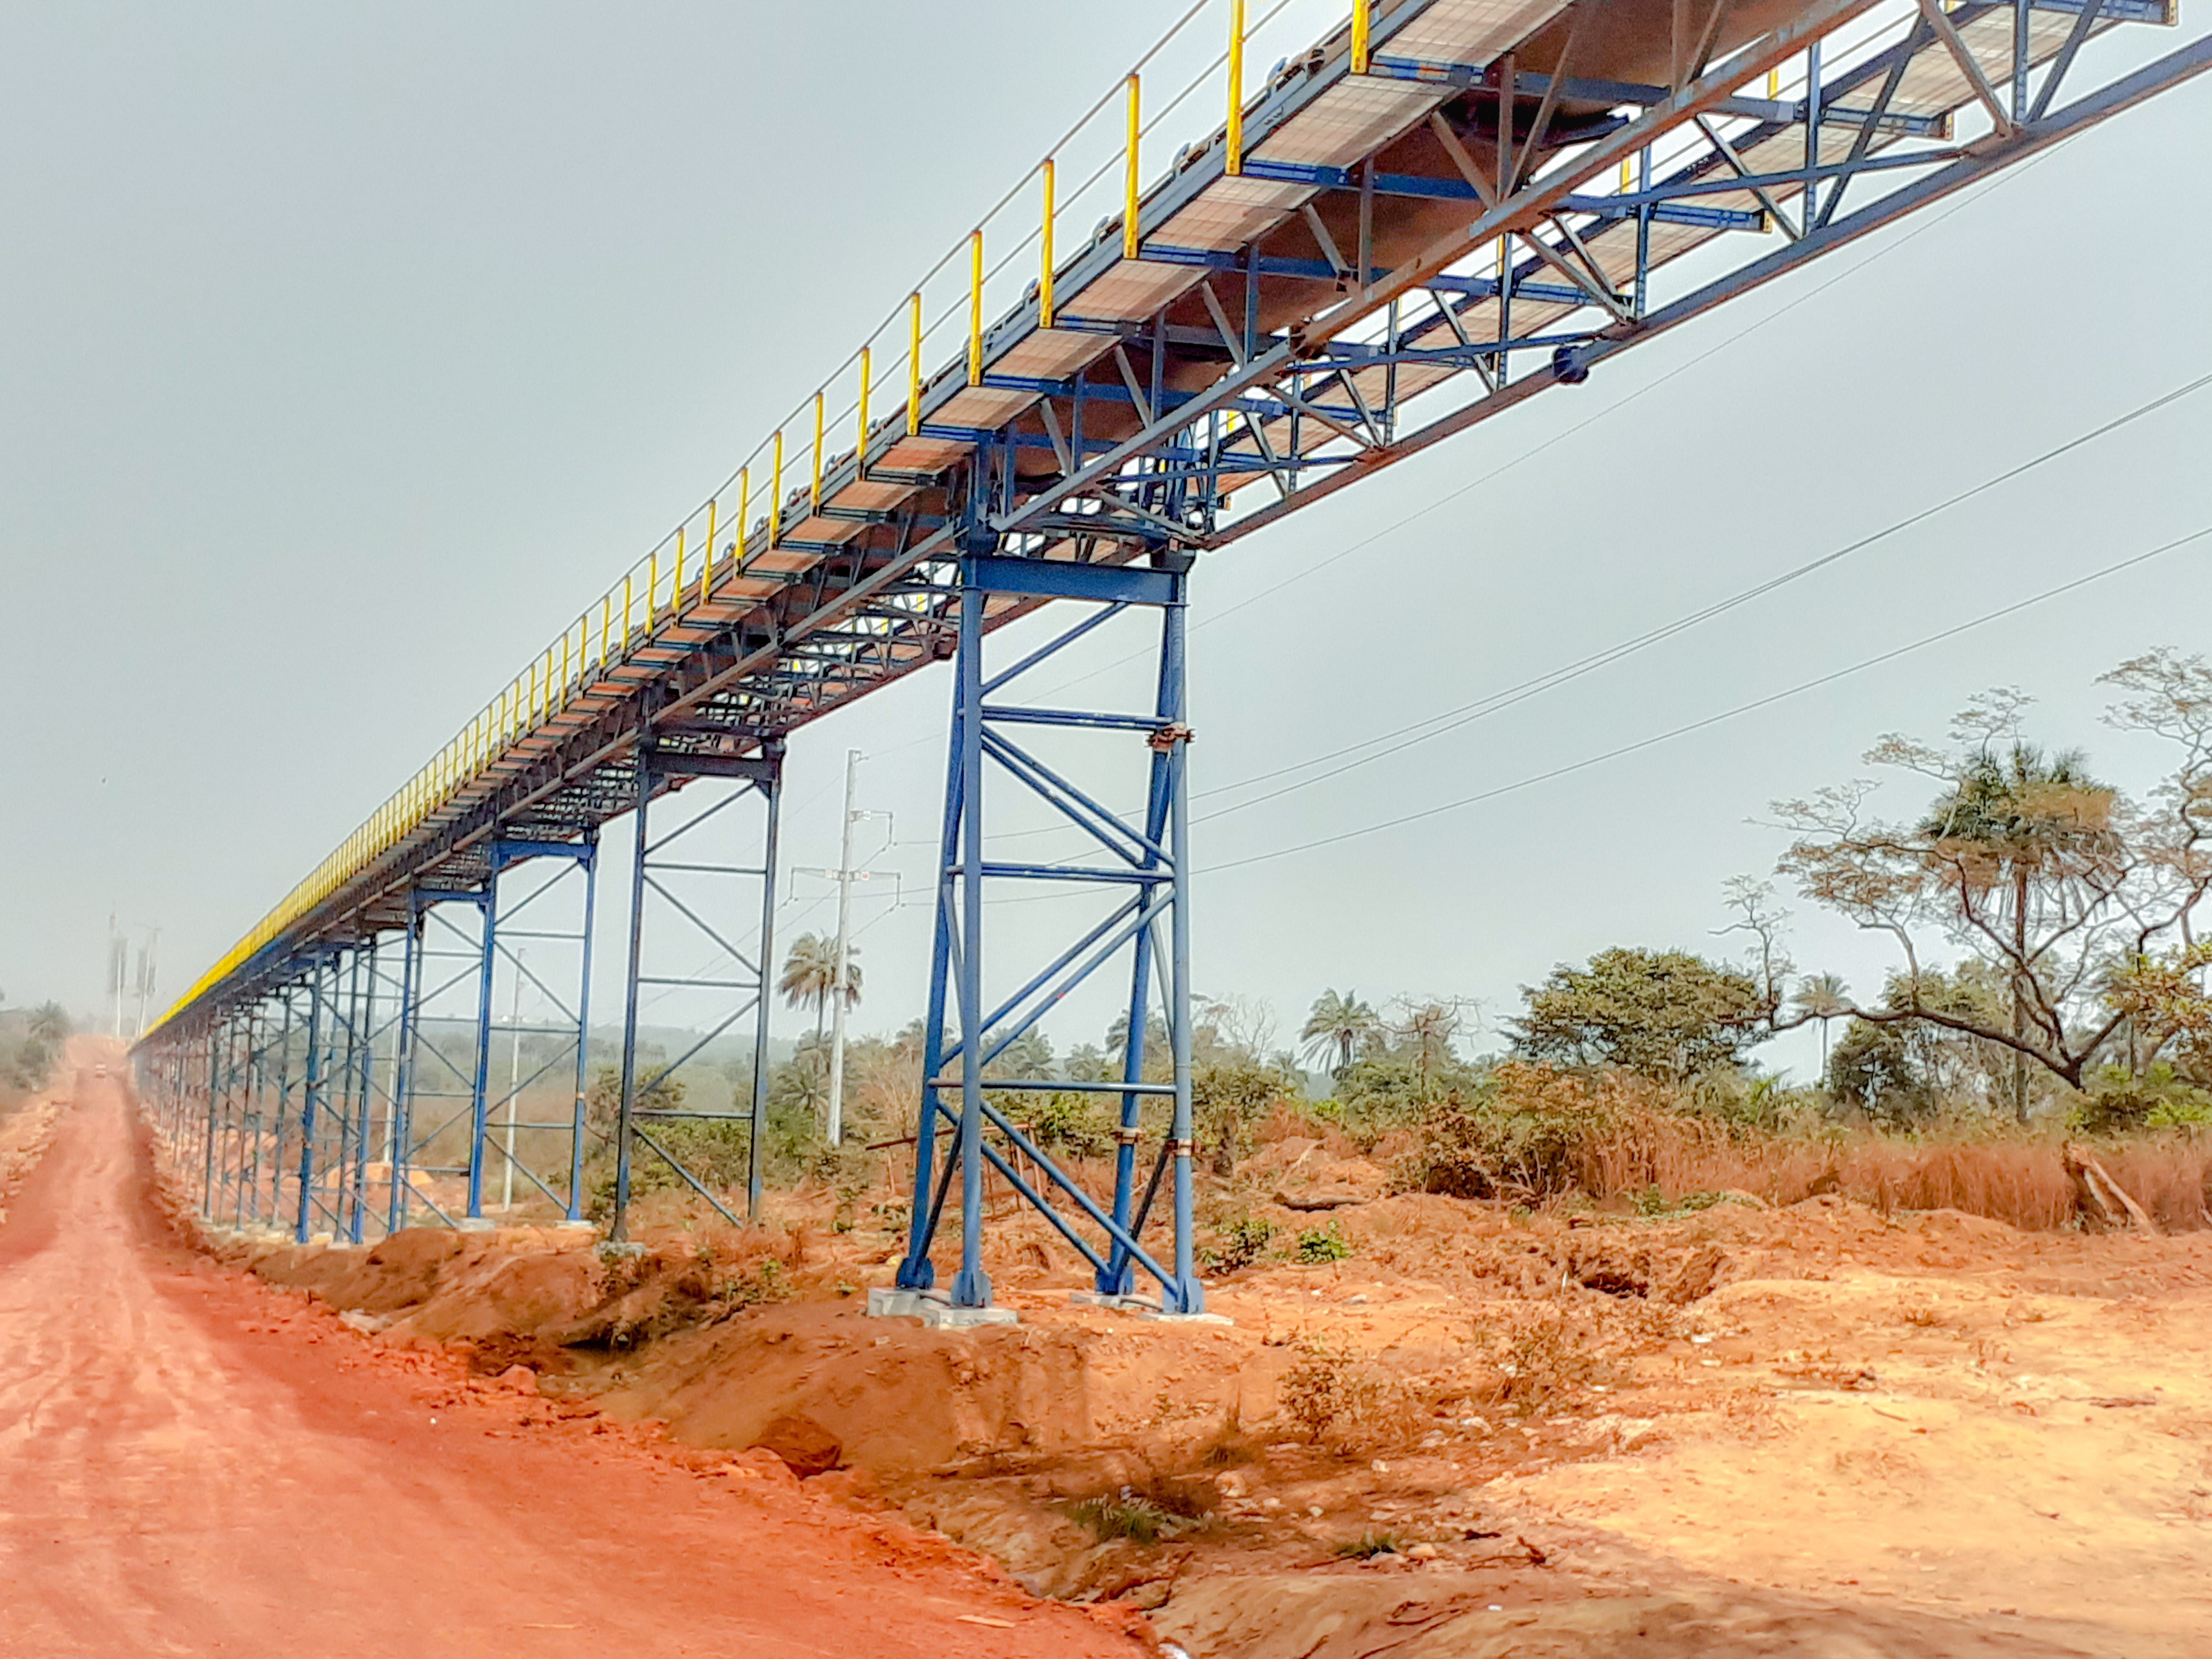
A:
1203 522 2212 876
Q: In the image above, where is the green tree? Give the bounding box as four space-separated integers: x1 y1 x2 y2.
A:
1192 1056 1296 1175
1299 989 1379 1073
779 932 862 1041
1509 948 1770 1082
1791 973 1851 1073
1061 1042 1113 1083
1775 668 2212 1104
1823 966 2014 1124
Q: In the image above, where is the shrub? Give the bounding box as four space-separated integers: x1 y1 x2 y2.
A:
1279 1339 1422 1453
1022 1089 1115 1159
720 1257 792 1309
1294 1219 1351 1264
1478 1305 1611 1415
1335 1532 1404 1559
1067 1475 1215 1544
1203 1214 1275 1273
2075 1064 2212 1135
1194 1058 1298 1174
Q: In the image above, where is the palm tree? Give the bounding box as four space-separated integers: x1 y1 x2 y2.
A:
1299 989 1378 1073
1791 973 1851 1075
779 933 862 1041
1920 743 2111 1121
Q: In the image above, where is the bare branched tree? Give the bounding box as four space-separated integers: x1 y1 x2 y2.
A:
1770 659 2212 1109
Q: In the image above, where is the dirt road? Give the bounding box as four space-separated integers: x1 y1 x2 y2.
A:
0 1061 1143 1658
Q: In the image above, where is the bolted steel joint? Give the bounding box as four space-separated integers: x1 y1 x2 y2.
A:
1147 721 1194 753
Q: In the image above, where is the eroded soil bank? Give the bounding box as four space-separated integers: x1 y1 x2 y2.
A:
218 1137 2212 1657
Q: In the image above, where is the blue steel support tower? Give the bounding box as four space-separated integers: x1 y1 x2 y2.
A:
895 540 1206 1315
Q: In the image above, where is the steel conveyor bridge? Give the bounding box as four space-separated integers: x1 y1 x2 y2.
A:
137 0 2209 1318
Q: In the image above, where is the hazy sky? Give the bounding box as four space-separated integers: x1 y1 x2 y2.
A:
5 2 2210 1080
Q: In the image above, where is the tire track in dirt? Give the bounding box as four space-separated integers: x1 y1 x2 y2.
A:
0 1063 1148 1658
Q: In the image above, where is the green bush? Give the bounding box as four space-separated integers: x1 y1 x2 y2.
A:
2075 1063 2212 1135
1202 1213 1275 1272
1294 1219 1351 1264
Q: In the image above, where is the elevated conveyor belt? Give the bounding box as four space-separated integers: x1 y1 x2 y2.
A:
140 0 2206 1217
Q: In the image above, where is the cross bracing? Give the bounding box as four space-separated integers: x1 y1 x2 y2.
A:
139 0 2206 1287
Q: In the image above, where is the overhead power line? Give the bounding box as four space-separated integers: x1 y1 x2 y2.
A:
1190 367 2212 825
1202 521 2212 876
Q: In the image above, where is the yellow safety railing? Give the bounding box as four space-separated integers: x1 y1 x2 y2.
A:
147 1 1459 1036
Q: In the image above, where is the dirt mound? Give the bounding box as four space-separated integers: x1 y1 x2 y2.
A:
1159 1572 2104 1657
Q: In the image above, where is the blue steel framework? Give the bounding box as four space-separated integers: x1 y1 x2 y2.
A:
139 0 2207 1301
893 555 1207 1313
608 739 782 1238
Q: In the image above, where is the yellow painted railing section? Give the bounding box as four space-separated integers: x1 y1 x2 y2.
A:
149 1 1387 1036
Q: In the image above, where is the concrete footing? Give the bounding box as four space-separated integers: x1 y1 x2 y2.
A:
1070 1289 1233 1326
920 1302 1019 1329
1068 1290 1158 1313
866 1287 1019 1327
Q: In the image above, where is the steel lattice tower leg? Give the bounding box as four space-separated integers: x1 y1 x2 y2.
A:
612 737 782 1242
892 552 1204 1317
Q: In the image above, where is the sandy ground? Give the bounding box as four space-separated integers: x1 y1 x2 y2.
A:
134 1072 2212 1656
0 1045 1145 1659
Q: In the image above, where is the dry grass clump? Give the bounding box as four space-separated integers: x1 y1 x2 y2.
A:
1473 1304 1615 1416
1413 1062 2212 1231
1279 1339 1428 1455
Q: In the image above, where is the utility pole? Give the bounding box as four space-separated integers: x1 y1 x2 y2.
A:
133 929 160 1040
826 751 861 1148
108 913 126 1039
502 952 525 1209
794 754 895 1148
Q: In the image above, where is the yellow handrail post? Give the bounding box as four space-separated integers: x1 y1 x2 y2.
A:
736 466 750 565
966 229 984 386
1226 0 1246 177
770 431 784 544
700 500 716 605
1351 0 1371 74
1040 159 1056 328
647 551 659 630
906 292 922 436
811 390 825 510
600 594 612 667
1123 75 1142 259
673 527 686 609
622 573 633 655
856 347 871 479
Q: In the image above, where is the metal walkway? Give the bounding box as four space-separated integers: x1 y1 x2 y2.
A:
138 0 2208 1309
